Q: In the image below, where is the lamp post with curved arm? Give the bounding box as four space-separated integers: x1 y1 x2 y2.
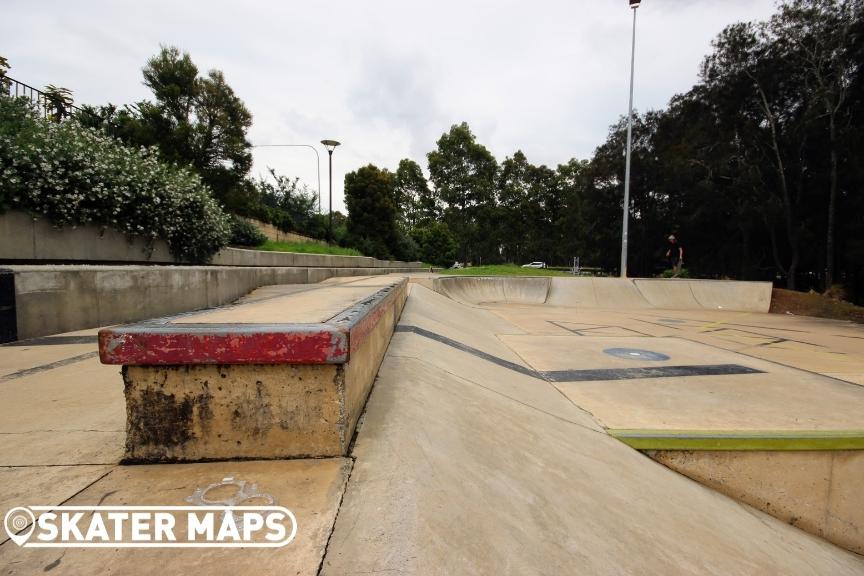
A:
251 144 322 213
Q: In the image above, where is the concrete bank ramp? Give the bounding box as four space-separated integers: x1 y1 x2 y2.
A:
432 276 550 305
321 284 864 575
434 276 772 312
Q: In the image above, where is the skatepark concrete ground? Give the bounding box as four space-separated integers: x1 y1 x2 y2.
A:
1 275 863 574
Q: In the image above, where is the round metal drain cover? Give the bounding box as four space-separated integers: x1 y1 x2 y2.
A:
603 348 670 361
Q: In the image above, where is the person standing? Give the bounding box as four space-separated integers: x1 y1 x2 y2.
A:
665 235 684 276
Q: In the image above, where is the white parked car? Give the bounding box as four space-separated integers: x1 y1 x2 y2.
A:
521 261 547 269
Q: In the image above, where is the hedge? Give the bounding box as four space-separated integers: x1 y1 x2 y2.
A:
0 96 231 262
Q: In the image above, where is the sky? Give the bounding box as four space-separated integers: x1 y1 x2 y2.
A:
2 0 778 213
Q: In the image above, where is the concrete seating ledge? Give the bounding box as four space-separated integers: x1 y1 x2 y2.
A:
97 277 408 462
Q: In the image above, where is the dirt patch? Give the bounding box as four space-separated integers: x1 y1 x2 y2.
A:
770 288 864 324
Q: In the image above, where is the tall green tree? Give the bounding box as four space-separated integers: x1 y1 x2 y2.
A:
344 164 400 259
771 0 859 288
394 158 438 227
427 122 498 262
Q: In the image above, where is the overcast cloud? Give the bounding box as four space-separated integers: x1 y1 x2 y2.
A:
2 0 777 212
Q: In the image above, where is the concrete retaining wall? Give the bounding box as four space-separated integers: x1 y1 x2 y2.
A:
433 276 773 313
0 210 423 269
5 265 421 341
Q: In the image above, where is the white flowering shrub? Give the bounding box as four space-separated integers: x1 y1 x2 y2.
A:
0 97 231 262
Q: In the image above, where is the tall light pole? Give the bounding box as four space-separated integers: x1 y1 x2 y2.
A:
621 0 641 278
252 144 322 213
321 139 341 244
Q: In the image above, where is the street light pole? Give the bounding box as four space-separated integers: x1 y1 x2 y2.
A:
320 140 341 244
251 144 322 213
621 0 641 278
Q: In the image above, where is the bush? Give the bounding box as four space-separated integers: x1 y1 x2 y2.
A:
229 215 267 246
0 97 231 262
411 222 457 266
660 267 691 278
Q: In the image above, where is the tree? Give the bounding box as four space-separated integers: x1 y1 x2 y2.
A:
344 164 400 259
79 46 253 209
701 21 807 288
394 158 437 227
411 222 458 266
497 151 537 263
771 0 859 288
427 122 498 262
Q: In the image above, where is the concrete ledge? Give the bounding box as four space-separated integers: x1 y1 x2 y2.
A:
99 278 408 461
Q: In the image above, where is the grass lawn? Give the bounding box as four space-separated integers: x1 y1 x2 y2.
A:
251 240 363 257
438 264 575 277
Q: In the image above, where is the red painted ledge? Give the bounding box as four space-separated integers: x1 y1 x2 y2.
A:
98 279 406 366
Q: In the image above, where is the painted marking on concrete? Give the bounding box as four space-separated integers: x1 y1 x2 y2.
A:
631 317 683 330
609 429 864 451
395 325 763 383
603 348 670 361
549 321 651 337
0 351 99 382
3 335 97 347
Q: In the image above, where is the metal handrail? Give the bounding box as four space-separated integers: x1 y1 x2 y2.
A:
1 75 82 120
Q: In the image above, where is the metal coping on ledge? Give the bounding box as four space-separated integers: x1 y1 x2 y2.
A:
609 429 864 451
98 279 406 366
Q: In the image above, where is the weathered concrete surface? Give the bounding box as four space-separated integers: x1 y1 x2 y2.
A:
391 286 601 429
0 318 356 572
486 304 864 388
0 328 98 378
322 352 864 575
173 276 394 324
499 334 864 432
4 274 864 571
422 279 864 556
0 357 124 457
649 450 864 555
123 363 346 460
0 465 114 545
108 277 408 460
0 459 352 575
